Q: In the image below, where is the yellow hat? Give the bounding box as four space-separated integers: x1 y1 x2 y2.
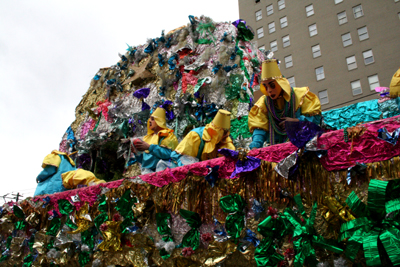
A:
147 107 167 134
390 68 400 98
211 109 231 131
260 59 292 99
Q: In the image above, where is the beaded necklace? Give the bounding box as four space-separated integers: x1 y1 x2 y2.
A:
265 87 296 145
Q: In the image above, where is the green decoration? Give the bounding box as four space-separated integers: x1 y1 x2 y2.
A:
194 78 209 93
78 251 90 267
22 254 34 267
58 199 74 215
156 213 173 242
15 220 27 230
46 217 61 236
6 236 12 249
28 234 35 252
0 255 9 263
236 49 251 82
230 116 252 140
93 112 102 132
115 190 137 234
13 205 25 219
159 248 171 260
111 118 130 139
236 22 254 42
225 74 244 100
65 218 78 230
219 194 246 240
98 195 107 213
340 179 400 266
81 228 95 250
179 209 202 250
94 213 108 230
254 216 286 267
285 195 343 267
47 239 55 250
196 21 216 44
196 39 213 45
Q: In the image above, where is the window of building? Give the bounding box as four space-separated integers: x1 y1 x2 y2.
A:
280 16 288 28
316 66 325 81
259 45 266 51
278 0 285 10
255 10 262 21
319 90 329 105
257 27 264 39
353 5 363 18
282 35 290 48
368 74 380 90
337 11 347 25
312 44 321 58
346 56 357 70
363 50 374 65
306 4 314 17
270 40 278 52
342 32 352 47
351 80 362 95
309 24 317 37
255 0 260 3
335 0 343 4
285 55 293 68
268 22 276 33
287 76 295 87
267 4 274 16
358 26 369 41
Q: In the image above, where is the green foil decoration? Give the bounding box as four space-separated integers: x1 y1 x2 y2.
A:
225 74 244 100
81 228 95 250
98 195 107 213
79 251 90 267
254 216 288 267
236 22 254 42
179 209 202 250
219 194 246 240
0 255 9 263
65 218 78 230
6 236 12 249
58 199 74 215
22 254 34 267
156 213 173 242
340 179 400 266
15 220 27 230
115 190 137 233
285 195 343 267
230 116 252 140
13 205 25 219
94 213 109 230
46 217 61 236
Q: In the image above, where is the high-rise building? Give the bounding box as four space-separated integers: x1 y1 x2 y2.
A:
239 0 400 110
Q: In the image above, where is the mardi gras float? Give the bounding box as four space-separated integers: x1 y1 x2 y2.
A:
1 15 400 267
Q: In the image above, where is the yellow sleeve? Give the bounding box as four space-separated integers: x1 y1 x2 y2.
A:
62 169 106 189
42 150 76 168
174 131 201 158
248 95 269 133
218 137 236 151
294 87 322 116
390 68 400 98
160 132 179 151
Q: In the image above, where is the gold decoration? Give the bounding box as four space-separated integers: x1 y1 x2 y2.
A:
122 57 155 86
98 221 122 251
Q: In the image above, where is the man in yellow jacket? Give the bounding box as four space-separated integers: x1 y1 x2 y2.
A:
133 107 179 173
248 59 322 148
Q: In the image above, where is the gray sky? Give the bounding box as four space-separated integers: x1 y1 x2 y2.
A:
0 0 239 202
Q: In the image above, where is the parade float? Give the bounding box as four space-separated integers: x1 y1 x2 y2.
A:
1 16 400 267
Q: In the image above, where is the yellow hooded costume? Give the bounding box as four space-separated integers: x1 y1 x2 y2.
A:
135 107 179 171
248 59 322 147
390 68 400 98
172 110 235 163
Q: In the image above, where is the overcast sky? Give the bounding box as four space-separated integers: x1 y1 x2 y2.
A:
0 0 239 203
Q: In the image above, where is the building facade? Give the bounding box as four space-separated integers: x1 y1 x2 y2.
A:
238 0 400 110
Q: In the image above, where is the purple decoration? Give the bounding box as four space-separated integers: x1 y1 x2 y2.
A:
286 120 323 148
78 154 91 169
205 165 219 187
218 148 261 178
232 19 246 28
133 87 150 99
141 101 150 111
194 91 201 99
161 100 175 121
